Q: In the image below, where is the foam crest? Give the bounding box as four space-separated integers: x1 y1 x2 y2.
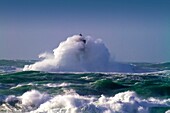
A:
30 90 170 113
19 90 50 108
2 90 170 112
43 82 71 87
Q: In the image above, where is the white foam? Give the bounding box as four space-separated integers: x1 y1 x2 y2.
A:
80 76 93 80
10 83 35 89
43 82 71 87
19 90 50 108
5 95 18 104
2 90 170 113
23 35 133 72
27 90 170 113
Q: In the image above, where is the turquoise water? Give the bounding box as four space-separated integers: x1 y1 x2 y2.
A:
0 60 170 113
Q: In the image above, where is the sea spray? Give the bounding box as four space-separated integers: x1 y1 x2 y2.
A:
23 35 133 72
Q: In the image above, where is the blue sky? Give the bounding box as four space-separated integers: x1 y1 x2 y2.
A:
0 0 170 62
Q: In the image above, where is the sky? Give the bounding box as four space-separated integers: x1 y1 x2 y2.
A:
0 0 170 62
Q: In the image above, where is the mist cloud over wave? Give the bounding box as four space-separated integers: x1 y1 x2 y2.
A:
23 35 132 72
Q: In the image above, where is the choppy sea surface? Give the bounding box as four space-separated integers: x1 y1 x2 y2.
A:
0 59 170 113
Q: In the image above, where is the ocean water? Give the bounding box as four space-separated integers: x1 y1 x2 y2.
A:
1 35 170 113
0 59 170 113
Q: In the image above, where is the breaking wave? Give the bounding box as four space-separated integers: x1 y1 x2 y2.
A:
23 35 133 72
2 90 170 113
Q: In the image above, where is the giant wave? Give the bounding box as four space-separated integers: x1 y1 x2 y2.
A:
23 35 133 72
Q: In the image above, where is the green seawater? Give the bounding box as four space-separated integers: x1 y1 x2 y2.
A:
0 71 170 98
0 60 170 113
